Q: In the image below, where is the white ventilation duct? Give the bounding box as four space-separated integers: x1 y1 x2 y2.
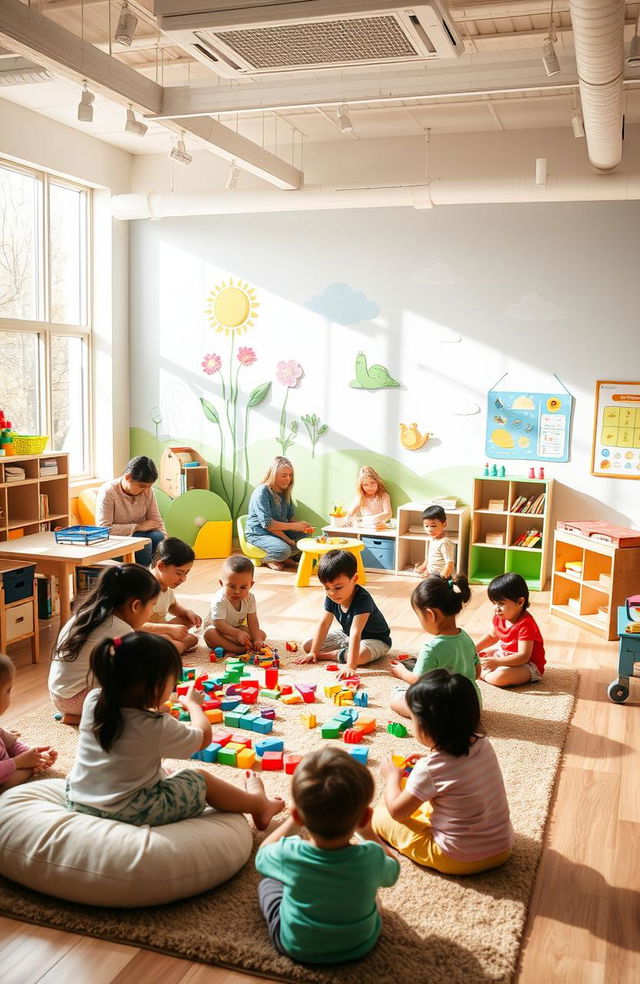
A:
568 0 625 171
0 56 51 85
112 175 640 220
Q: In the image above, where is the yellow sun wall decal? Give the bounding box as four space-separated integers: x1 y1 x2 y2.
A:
206 278 259 335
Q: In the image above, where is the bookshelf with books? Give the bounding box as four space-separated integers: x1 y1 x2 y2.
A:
0 453 69 542
550 529 640 640
468 475 554 590
396 500 470 576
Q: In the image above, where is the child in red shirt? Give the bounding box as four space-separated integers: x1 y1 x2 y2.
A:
475 573 545 687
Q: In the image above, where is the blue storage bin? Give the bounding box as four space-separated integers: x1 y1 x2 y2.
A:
54 525 109 545
2 564 36 604
361 536 396 571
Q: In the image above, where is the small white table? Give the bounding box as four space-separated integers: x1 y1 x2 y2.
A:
0 533 150 625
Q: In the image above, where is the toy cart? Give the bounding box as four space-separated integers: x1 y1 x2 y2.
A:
608 606 640 703
54 525 110 546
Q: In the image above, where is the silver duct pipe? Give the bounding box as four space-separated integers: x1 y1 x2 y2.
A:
569 0 625 171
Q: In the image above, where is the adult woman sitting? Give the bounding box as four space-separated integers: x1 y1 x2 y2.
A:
95 456 166 566
245 456 313 571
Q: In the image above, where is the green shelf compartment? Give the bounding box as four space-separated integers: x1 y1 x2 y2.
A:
469 545 506 584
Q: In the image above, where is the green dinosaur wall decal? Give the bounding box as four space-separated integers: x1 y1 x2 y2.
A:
349 351 401 390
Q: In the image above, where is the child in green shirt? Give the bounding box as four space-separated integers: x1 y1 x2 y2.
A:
389 574 481 717
255 746 400 964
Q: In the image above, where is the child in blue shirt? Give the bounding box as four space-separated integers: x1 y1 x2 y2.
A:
293 549 392 679
255 746 400 964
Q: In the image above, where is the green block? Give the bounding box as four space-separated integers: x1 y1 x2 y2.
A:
321 722 341 739
260 688 281 700
218 747 238 767
178 710 190 722
223 713 242 728
235 703 254 716
387 721 407 738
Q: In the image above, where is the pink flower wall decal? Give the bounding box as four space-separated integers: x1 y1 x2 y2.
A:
237 346 257 367
202 353 222 375
276 359 303 388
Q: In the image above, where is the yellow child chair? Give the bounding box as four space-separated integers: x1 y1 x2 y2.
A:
236 515 267 563
76 488 99 525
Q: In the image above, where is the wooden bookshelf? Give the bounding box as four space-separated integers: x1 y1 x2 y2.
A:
0 453 69 541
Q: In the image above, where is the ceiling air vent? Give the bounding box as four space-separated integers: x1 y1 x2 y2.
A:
154 1 463 77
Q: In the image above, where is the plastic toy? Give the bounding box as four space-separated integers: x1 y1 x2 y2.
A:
326 664 339 672
229 733 252 748
181 667 196 681
204 708 223 724
210 729 232 746
260 688 281 700
285 641 298 652
348 745 368 765
255 737 284 756
295 682 317 703
528 466 536 479
201 743 221 763
320 721 342 739
483 462 489 476
210 646 225 662
357 717 376 734
387 721 407 738
280 684 293 695
218 747 238 767
265 667 279 689
324 684 341 698
538 467 545 479
261 751 284 771
300 711 317 728
490 464 498 476
237 748 256 769
260 708 276 719
342 727 365 743
281 693 303 705
284 753 302 774
333 690 354 705
353 691 369 707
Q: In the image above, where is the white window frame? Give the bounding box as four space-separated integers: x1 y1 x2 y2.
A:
0 158 93 478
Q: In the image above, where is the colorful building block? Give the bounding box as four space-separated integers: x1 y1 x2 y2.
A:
326 664 339 672
205 708 223 724
387 721 408 738
260 707 276 720
285 641 298 652
333 690 354 705
181 667 196 681
342 676 361 689
295 683 317 703
218 746 238 766
335 708 359 724
301 711 317 729
251 718 274 734
223 712 243 729
356 717 376 735
324 684 341 698
265 667 279 689
200 742 221 763
343 727 366 744
255 737 284 756
321 721 342 739
220 697 242 711
280 684 293 696
210 729 232 747
176 684 189 697
284 753 302 775
261 751 284 771
229 733 252 748
237 748 256 769
353 691 369 707
348 745 369 765
260 688 281 700
178 710 190 722
241 712 263 730
194 673 208 691
281 693 303 705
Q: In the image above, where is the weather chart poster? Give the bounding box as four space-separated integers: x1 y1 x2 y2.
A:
485 391 572 462
591 380 640 479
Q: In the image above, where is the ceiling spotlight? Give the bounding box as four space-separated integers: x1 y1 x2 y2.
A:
225 161 240 191
337 104 353 133
115 2 137 46
629 33 640 68
125 105 147 137
77 81 94 123
542 1 560 77
169 134 192 165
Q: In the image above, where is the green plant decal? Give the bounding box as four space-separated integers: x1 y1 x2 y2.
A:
301 413 329 458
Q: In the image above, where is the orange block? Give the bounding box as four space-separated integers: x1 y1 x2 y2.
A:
357 717 376 735
205 708 223 723
281 693 303 705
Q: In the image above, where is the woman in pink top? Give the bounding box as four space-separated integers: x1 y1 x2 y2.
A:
372 669 512 874
95 456 166 566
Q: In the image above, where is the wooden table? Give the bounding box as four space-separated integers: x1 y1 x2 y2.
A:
295 537 367 588
0 533 150 625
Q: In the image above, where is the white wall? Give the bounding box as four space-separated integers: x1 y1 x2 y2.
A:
0 96 132 476
129 200 640 528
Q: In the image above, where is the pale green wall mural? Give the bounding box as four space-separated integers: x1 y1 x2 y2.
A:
350 352 401 390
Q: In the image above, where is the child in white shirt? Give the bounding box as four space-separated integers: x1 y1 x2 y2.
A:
203 555 266 655
415 505 455 579
145 537 202 655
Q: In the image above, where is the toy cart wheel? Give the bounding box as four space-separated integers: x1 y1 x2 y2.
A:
607 681 629 703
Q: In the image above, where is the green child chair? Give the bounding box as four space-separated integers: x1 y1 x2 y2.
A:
236 515 267 563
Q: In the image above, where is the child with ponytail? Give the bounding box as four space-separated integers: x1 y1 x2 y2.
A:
66 632 284 830
49 564 160 725
389 573 481 717
145 537 202 655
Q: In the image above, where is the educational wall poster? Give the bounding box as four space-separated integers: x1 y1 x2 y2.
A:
485 391 573 462
591 380 640 479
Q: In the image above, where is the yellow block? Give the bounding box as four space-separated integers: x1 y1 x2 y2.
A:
205 708 223 723
392 753 408 768
226 742 246 753
237 748 256 769
324 685 341 697
193 520 233 560
281 693 303 705
301 712 317 728
333 691 354 705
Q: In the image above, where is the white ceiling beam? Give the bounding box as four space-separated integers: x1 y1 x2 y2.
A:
155 50 579 118
170 116 302 189
0 0 301 189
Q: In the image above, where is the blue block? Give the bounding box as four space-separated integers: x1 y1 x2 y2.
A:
220 697 241 711
200 742 221 763
255 737 284 756
353 691 369 707
348 745 369 765
202 680 217 693
336 708 358 723
251 718 274 734
191 750 205 761
234 703 254 716
242 713 263 730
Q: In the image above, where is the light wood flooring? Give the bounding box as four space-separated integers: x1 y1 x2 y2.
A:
1 560 638 984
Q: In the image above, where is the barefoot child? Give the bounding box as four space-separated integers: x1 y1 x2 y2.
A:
255 746 399 963
373 669 513 874
476 572 546 687
415 506 455 579
293 549 391 678
0 654 58 791
66 632 284 830
203 555 267 655
145 537 202 655
49 564 160 725
389 574 481 717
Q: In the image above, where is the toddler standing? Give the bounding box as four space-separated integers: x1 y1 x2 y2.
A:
203 555 266 655
476 572 546 687
255 746 399 964
1 653 58 790
415 505 455 579
389 574 480 717
373 669 513 874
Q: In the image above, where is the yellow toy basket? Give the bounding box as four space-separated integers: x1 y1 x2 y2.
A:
12 434 49 455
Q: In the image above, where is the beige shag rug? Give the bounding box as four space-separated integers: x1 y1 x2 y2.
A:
0 644 578 984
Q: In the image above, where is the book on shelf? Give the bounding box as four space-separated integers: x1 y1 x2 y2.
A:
512 528 542 548
39 492 49 519
520 495 538 514
510 496 527 513
487 499 505 512
567 596 581 612
485 532 505 545
40 459 58 475
528 493 546 515
564 560 583 574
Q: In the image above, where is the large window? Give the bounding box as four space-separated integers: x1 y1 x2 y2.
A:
0 160 91 476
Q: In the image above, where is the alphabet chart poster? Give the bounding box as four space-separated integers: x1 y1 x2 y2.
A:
591 380 640 479
485 390 572 461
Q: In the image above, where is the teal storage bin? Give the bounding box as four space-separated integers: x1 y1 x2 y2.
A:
361 536 396 570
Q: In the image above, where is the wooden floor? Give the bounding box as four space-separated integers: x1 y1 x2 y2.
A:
2 560 638 984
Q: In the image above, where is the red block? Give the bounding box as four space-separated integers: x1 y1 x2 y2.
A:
210 729 232 747
284 754 302 775
343 727 365 744
265 668 279 689
195 674 208 691
326 664 339 672
280 684 293 695
229 732 252 748
176 684 189 697
202 698 221 711
261 751 284 771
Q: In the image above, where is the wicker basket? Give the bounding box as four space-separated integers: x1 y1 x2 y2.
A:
12 434 49 455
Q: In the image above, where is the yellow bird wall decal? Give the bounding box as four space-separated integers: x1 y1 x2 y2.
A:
399 423 431 451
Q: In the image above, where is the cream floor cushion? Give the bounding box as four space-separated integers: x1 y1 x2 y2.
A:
0 778 253 907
